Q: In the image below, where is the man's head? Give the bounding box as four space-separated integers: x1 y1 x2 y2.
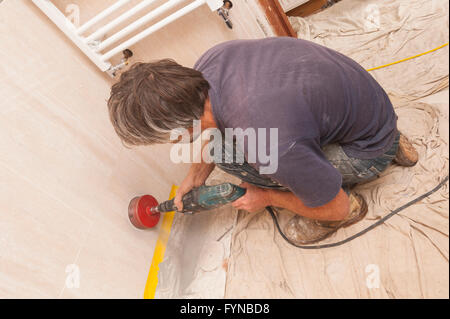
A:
107 59 210 146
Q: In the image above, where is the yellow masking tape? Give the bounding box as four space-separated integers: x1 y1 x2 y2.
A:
143 185 178 299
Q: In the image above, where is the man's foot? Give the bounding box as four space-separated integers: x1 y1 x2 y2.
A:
283 193 368 245
394 133 419 167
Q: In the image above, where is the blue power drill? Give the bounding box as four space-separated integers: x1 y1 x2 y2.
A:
128 183 246 229
154 183 246 214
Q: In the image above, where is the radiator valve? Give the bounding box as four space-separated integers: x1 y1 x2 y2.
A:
106 49 133 77
218 0 233 29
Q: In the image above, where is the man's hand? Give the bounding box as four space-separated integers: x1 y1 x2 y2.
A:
174 162 215 211
231 182 271 212
231 183 350 221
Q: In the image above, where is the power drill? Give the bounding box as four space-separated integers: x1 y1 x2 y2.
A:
128 183 246 229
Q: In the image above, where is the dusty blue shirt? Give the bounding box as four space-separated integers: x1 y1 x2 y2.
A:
194 37 398 207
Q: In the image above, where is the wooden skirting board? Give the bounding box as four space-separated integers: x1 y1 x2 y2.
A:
257 0 297 37
287 0 329 17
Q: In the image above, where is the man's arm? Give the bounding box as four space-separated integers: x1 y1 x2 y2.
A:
232 183 350 221
173 135 216 211
232 138 350 220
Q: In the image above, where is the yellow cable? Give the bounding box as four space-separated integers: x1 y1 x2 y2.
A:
366 42 449 72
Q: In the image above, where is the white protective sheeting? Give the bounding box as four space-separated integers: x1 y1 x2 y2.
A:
156 0 449 299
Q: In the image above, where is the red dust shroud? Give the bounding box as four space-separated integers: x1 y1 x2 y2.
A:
128 195 160 229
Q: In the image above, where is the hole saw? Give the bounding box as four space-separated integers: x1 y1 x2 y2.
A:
128 183 246 229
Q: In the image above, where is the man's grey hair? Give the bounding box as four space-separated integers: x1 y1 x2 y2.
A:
107 59 210 145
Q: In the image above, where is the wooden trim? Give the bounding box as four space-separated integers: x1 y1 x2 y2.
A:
286 0 327 17
257 0 297 37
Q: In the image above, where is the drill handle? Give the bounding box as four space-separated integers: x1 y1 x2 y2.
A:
156 191 195 213
157 183 246 213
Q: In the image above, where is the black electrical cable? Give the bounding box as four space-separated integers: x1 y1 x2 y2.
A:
266 174 449 249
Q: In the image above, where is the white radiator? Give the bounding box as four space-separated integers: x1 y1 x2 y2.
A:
32 0 231 76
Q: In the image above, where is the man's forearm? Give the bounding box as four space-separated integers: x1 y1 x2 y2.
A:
190 136 216 185
266 188 350 221
189 162 215 186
